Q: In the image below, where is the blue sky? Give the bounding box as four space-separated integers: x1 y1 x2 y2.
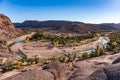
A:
0 0 120 23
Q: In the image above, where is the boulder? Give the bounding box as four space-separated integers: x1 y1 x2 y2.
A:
5 69 54 80
112 56 120 64
85 63 120 80
43 61 68 80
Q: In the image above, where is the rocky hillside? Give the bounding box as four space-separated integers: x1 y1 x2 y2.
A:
0 14 18 41
0 14 18 52
14 20 117 34
99 23 120 29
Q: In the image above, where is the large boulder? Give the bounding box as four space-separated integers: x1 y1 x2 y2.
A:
112 56 120 64
5 61 68 80
85 63 120 80
68 60 109 80
43 61 68 80
5 69 54 80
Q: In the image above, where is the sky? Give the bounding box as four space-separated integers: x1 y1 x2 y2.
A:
0 0 120 23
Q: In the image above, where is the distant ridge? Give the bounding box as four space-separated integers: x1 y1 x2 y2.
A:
14 20 117 34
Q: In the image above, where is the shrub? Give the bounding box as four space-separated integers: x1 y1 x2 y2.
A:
2 61 14 73
82 52 89 59
89 51 96 58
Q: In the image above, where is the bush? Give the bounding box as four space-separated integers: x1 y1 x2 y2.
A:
2 61 14 73
89 51 96 58
82 52 89 59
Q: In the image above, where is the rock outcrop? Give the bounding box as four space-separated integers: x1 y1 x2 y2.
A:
112 56 120 64
84 56 120 80
5 70 54 80
5 61 68 80
43 61 68 80
85 63 120 80
0 14 17 41
0 14 19 57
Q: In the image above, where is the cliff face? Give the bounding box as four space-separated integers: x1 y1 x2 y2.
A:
0 14 15 29
0 14 17 41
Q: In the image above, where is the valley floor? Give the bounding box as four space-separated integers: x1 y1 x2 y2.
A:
1 32 114 79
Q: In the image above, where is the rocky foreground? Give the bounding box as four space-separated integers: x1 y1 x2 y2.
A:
2 53 120 80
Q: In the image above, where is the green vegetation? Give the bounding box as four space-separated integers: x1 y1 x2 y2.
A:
107 31 120 53
30 31 97 46
25 36 30 43
1 61 14 73
80 46 106 60
7 42 15 52
50 46 106 63
82 52 89 59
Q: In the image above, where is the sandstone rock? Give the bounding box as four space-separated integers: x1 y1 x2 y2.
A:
0 14 15 29
0 14 17 41
43 61 68 80
5 69 54 80
5 61 68 80
85 63 120 80
112 56 120 64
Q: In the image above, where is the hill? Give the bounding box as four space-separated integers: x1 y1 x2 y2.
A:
99 23 120 29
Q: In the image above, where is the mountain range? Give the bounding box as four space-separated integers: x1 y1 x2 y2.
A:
14 20 120 34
